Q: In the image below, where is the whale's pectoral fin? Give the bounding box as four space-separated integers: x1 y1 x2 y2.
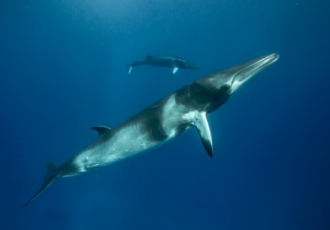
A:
195 112 213 157
91 126 111 137
171 67 179 76
22 160 58 207
125 62 132 74
182 111 213 157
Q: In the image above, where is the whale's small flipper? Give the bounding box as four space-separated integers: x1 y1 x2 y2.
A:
22 160 58 207
182 111 213 157
125 62 132 74
195 112 213 157
171 67 179 76
91 126 111 137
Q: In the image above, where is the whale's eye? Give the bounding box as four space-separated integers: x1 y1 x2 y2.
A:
82 158 89 163
222 84 231 89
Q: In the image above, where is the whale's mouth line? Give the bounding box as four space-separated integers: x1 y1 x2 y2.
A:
232 53 279 84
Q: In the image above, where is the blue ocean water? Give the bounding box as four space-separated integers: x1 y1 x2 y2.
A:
1 0 329 229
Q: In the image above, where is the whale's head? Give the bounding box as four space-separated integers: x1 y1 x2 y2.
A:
198 53 279 95
174 58 200 69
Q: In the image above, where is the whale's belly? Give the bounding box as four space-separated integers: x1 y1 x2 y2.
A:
104 124 158 161
74 123 158 171
73 94 191 173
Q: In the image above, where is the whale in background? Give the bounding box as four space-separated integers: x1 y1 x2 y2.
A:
125 55 200 76
22 53 279 207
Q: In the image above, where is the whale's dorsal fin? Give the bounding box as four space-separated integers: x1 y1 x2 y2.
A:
182 111 213 157
146 55 152 59
91 126 111 137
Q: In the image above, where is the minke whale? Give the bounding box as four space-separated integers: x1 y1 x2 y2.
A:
22 53 279 207
125 55 200 76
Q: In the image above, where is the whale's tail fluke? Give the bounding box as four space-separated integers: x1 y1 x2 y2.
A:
22 160 58 207
125 62 132 74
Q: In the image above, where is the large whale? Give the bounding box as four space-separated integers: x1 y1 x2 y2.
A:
22 53 279 207
125 55 200 76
